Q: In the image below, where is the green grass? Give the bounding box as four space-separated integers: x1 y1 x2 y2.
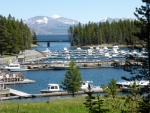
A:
0 96 141 113
0 97 88 113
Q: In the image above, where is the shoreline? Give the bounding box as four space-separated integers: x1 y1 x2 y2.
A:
70 44 144 49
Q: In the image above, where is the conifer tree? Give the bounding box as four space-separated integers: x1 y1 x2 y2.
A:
103 78 118 99
122 0 150 112
32 31 37 45
61 61 82 97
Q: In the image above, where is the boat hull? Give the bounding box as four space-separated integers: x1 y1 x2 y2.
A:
40 90 64 93
2 68 29 72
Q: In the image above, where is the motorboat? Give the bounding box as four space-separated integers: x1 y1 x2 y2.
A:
80 81 102 91
119 50 126 55
41 81 103 93
104 52 111 58
1 62 29 72
65 54 71 60
51 61 70 70
41 84 64 93
116 80 149 92
42 48 51 57
80 81 93 91
112 45 119 50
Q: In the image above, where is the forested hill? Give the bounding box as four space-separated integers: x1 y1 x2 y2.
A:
68 20 142 46
0 15 35 55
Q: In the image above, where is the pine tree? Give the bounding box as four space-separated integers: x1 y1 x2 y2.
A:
122 1 150 112
61 61 82 97
32 31 37 45
104 78 118 99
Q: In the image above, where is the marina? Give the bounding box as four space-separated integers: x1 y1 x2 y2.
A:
0 35 148 102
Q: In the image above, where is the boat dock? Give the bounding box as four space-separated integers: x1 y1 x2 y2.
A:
0 88 32 100
21 60 142 70
34 88 105 97
0 88 105 100
22 60 125 70
9 88 32 98
3 79 35 85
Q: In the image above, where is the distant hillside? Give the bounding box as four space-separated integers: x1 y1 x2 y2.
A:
101 17 136 23
23 16 79 35
24 16 136 35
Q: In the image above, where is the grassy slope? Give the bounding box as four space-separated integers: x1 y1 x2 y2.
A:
0 95 139 113
0 97 88 113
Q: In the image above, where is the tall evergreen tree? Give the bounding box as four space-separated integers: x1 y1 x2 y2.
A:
0 15 33 55
32 31 37 45
61 61 82 97
122 1 150 112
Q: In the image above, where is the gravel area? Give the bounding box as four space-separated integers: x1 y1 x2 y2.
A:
0 50 44 65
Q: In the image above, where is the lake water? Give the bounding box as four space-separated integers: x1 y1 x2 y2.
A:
8 35 132 102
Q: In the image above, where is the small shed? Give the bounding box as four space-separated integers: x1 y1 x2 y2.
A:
17 55 25 64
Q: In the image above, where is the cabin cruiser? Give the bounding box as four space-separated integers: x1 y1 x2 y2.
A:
1 62 29 72
41 81 103 93
80 81 102 91
42 48 51 57
41 84 64 93
116 80 149 92
51 61 70 70
112 45 119 50
80 81 93 91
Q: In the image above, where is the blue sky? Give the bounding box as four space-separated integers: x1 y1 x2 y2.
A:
0 0 143 23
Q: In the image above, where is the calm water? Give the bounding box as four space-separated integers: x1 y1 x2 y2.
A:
8 35 132 102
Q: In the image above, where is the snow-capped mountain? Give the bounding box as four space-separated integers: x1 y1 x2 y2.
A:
24 16 79 35
24 16 136 35
101 17 136 23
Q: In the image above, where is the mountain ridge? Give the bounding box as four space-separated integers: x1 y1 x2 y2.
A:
23 16 79 35
24 16 136 35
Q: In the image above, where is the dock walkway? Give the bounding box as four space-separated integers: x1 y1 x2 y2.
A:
9 88 32 98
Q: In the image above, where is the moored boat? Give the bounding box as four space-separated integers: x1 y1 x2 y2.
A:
1 62 29 72
116 80 149 92
41 84 64 93
80 81 102 91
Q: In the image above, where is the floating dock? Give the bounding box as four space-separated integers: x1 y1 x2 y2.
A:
33 88 105 98
3 79 35 85
0 88 105 100
9 88 32 98
0 87 123 101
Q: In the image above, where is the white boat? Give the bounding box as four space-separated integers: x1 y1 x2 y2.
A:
51 61 70 70
112 45 119 50
80 81 93 91
42 48 51 57
76 47 82 51
103 46 108 51
1 63 29 72
41 84 64 93
119 50 126 55
65 54 71 60
116 80 149 92
80 81 102 91
41 81 102 93
104 52 111 58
